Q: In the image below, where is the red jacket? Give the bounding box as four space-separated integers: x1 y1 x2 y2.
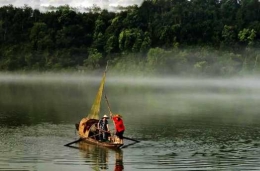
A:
112 117 125 132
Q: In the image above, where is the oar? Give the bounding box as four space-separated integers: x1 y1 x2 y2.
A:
121 141 139 149
64 138 83 147
123 136 140 143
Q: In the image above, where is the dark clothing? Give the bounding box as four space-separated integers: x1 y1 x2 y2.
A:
98 119 108 131
116 130 124 139
98 119 109 141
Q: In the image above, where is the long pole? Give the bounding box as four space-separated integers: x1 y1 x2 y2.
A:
105 94 112 116
105 94 116 131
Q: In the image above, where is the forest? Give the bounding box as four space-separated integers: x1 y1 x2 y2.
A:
0 0 260 76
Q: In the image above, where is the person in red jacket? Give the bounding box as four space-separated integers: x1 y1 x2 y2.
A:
110 113 125 144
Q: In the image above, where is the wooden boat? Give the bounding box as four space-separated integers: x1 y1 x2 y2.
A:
75 67 123 149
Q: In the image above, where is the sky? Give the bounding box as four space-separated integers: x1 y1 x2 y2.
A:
0 0 144 11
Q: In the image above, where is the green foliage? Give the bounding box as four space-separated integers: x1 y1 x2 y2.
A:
147 47 168 66
194 61 208 73
110 53 148 75
30 22 53 51
238 28 256 46
221 25 237 48
0 1 260 76
83 49 102 69
140 32 151 53
105 35 118 54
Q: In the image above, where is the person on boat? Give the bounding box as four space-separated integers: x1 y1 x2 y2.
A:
98 114 110 142
110 113 125 144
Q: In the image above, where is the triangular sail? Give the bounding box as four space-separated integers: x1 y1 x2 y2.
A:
86 71 106 120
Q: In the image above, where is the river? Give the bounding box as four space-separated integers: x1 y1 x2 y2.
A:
1 73 260 170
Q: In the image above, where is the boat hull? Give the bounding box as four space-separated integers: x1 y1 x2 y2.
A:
81 137 123 149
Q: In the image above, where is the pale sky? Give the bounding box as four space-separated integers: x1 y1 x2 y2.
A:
0 0 144 11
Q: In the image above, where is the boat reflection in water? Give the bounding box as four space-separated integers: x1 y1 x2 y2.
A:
114 149 124 171
78 141 124 171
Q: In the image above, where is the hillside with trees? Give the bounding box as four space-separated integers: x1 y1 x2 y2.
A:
0 0 260 76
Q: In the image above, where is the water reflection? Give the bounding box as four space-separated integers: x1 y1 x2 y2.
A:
1 74 260 170
78 142 123 171
114 151 124 171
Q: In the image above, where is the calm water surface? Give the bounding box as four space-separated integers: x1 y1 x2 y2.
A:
1 73 260 171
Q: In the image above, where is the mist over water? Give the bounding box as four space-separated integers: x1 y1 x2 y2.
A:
1 73 260 170
1 73 260 125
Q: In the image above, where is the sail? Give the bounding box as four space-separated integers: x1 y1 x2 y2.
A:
87 71 106 120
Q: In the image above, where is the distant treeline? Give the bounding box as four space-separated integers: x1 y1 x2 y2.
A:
0 0 260 76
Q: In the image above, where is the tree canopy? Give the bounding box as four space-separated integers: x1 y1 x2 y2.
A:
0 0 260 76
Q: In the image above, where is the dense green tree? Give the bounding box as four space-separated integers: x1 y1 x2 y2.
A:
238 28 256 46
221 25 237 50
140 32 151 53
105 35 118 54
30 22 53 50
84 48 102 69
